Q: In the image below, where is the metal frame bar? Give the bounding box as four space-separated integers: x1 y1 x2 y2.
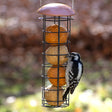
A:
57 16 60 106
42 15 46 107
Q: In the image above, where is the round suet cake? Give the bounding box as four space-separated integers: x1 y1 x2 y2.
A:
45 85 64 106
45 45 68 65
47 66 66 86
45 24 68 45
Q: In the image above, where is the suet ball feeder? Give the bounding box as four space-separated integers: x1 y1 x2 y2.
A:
37 2 75 107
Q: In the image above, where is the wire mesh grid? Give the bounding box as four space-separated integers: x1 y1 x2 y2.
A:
41 15 72 108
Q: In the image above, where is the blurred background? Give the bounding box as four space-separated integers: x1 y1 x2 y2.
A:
0 0 112 112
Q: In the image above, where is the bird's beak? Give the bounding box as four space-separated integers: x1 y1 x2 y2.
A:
65 54 70 58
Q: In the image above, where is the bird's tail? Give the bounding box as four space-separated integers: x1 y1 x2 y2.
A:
63 87 69 100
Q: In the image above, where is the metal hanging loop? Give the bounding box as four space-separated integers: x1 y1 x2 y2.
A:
72 0 75 10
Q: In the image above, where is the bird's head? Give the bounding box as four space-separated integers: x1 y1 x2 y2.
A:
69 52 80 61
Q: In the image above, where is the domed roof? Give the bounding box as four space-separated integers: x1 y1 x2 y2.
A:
37 3 75 16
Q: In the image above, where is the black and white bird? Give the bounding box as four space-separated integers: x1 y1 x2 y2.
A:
63 52 83 100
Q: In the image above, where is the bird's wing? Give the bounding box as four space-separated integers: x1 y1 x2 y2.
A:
69 61 78 94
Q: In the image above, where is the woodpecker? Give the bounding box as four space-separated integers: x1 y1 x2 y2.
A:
63 52 83 100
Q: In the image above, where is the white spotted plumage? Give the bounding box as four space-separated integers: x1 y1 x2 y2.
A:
65 57 73 87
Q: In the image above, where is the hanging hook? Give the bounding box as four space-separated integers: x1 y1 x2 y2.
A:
40 0 42 7
72 0 75 10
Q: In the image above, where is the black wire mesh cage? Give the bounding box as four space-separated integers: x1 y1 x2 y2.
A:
37 2 75 108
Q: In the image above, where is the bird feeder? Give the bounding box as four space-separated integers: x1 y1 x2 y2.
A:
37 2 75 108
